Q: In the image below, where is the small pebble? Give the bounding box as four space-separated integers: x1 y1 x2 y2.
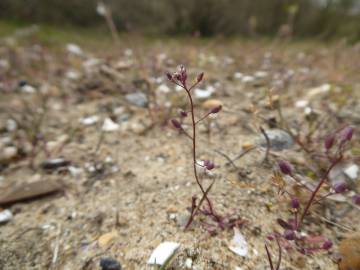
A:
257 129 293 151
102 118 120 132
0 209 13 224
125 91 148 107
100 258 122 270
41 158 71 170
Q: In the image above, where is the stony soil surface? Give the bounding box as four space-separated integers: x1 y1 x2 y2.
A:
0 38 359 270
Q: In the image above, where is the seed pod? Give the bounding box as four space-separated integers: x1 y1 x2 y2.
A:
203 160 215 170
291 197 300 209
353 194 360 205
210 105 222 114
166 72 173 81
171 119 182 129
278 160 292 175
333 181 347 193
284 230 296 241
180 110 188 118
340 126 354 142
322 240 333 250
197 72 204 83
324 134 335 150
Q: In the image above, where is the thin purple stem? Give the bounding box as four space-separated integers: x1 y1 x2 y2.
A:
297 156 342 229
183 87 215 229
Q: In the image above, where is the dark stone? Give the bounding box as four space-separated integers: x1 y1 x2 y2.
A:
41 158 71 170
100 258 122 270
18 80 28 87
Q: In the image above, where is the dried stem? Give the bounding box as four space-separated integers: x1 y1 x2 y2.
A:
260 126 270 164
184 88 215 228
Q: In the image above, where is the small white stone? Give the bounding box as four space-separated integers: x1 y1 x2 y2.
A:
147 241 180 265
66 70 81 80
2 146 17 160
234 72 244 79
6 119 17 132
21 85 36 93
295 100 309 108
194 86 215 99
66 43 83 56
68 166 83 177
124 49 133 57
157 84 170 93
254 71 268 78
242 75 255 83
344 164 359 180
0 209 13 224
185 258 193 268
304 107 312 115
105 156 113 163
83 58 102 70
307 84 331 98
102 118 119 132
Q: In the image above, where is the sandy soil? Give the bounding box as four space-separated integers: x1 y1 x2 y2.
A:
0 38 359 270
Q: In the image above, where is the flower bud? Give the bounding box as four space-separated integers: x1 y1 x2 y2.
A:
278 160 292 175
291 197 300 209
210 105 222 114
340 126 354 142
174 73 182 82
180 110 188 118
284 230 296 241
353 194 360 205
166 72 173 81
324 134 335 150
179 65 187 83
204 160 215 170
197 72 204 83
171 119 182 129
322 240 333 250
333 181 347 193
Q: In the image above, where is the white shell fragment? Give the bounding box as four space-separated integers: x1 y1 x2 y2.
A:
228 228 248 257
147 241 180 265
66 43 83 56
241 75 255 83
295 100 309 108
344 164 359 180
21 85 36 93
102 118 119 132
194 86 215 99
307 84 331 98
0 209 13 224
80 115 99 126
254 71 268 78
157 84 170 93
234 72 244 79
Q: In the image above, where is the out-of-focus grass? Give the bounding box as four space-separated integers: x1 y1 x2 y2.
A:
0 19 346 56
0 20 114 49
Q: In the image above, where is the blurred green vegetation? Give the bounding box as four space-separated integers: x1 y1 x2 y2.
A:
0 0 360 41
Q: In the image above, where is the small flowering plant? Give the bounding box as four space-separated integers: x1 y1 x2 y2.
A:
166 65 241 233
266 126 358 269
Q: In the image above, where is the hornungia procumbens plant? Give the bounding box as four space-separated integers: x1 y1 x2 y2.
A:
265 126 360 269
166 65 242 234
